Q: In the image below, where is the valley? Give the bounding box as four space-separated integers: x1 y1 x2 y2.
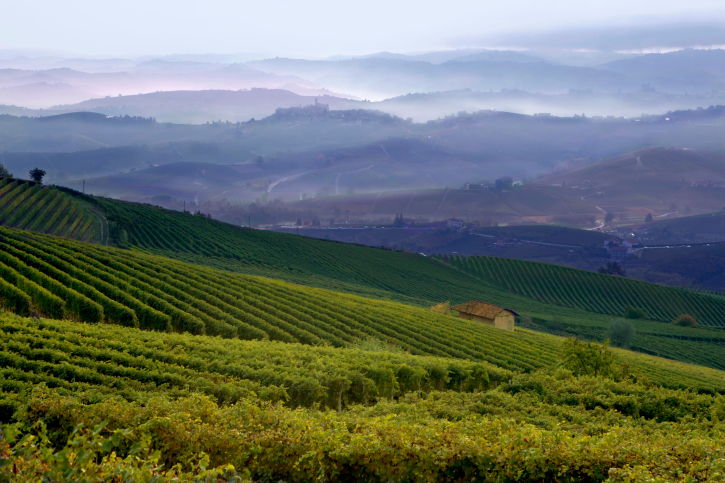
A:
4 16 725 480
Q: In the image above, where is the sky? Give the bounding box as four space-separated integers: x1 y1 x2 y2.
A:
2 0 725 57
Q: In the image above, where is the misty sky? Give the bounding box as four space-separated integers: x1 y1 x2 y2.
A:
3 0 725 57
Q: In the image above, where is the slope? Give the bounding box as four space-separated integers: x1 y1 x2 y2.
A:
0 178 101 243
3 190 724 370
534 147 725 215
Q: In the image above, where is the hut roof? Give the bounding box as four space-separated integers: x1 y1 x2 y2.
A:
451 301 520 319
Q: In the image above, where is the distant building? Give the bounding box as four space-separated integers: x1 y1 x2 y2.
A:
451 301 518 331
609 246 631 260
622 239 637 248
534 113 552 117
274 99 329 119
446 219 464 229
463 183 485 190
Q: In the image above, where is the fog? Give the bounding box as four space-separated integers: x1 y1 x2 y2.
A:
3 1 725 57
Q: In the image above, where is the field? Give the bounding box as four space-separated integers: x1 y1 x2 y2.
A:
4 313 725 481
0 178 100 243
449 254 725 327
0 227 723 392
3 192 725 480
0 187 723 371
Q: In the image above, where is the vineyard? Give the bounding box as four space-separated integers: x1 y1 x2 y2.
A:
0 314 510 412
0 178 100 243
1 187 723 368
449 254 725 326
93 195 725 329
0 228 723 392
93 196 513 305
4 314 725 481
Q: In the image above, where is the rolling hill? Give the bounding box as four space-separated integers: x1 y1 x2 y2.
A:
534 147 725 217
0 227 723 393
2 187 725 481
0 178 101 243
0 184 722 371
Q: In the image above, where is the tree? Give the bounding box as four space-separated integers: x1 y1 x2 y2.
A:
29 168 46 184
0 164 12 178
644 213 653 223
598 261 626 276
560 338 615 377
623 305 647 319
494 176 513 190
608 319 636 348
605 212 614 224
673 314 697 327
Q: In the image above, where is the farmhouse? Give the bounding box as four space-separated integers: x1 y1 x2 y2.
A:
451 301 518 331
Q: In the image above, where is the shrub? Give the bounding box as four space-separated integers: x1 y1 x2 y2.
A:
608 319 636 348
674 314 697 327
623 305 647 320
560 338 615 378
430 301 451 315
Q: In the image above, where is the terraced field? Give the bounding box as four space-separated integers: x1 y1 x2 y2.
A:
0 178 100 242
450 254 725 327
0 227 723 392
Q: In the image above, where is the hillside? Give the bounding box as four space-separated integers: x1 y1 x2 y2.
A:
281 225 613 256
0 190 721 370
0 178 101 243
3 193 725 481
5 313 725 481
644 209 725 243
534 147 725 217
448 254 725 327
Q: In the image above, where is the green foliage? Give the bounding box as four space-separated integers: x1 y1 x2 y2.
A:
674 313 698 327
0 421 239 483
645 212 653 222
623 305 647 319
350 336 406 354
28 168 45 184
560 338 615 378
0 313 512 412
598 260 626 276
608 319 636 348
0 184 99 241
8 380 725 483
0 277 30 316
0 164 11 177
430 301 451 315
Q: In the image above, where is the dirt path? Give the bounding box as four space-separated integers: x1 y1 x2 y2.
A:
581 193 606 230
268 170 315 193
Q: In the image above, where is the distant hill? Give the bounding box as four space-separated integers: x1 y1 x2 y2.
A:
51 89 361 124
249 57 635 100
534 147 725 217
599 49 725 91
